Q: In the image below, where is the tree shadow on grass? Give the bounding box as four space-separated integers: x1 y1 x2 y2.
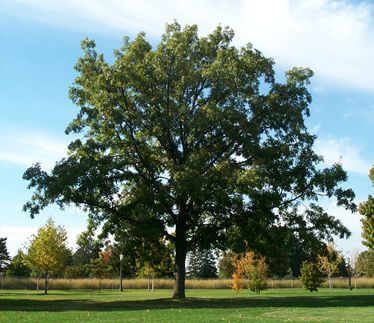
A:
0 294 373 312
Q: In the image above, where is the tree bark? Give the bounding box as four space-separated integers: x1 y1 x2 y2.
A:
173 221 187 298
44 271 48 295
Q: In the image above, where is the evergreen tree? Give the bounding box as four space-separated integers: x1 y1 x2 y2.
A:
0 237 10 274
63 221 104 278
187 249 217 278
299 261 324 292
74 221 103 266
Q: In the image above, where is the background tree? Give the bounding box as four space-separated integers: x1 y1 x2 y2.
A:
27 218 70 294
218 251 236 278
64 222 104 278
317 243 343 288
0 237 10 275
6 249 31 277
356 250 374 277
299 261 323 292
359 167 374 249
74 222 103 266
136 262 157 291
234 251 268 293
187 248 217 278
23 22 355 298
89 247 113 292
228 205 350 277
107 215 174 279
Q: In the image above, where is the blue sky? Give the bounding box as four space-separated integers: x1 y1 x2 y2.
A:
0 0 373 256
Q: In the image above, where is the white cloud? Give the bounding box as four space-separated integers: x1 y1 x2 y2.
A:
3 0 374 92
315 137 371 175
0 129 68 170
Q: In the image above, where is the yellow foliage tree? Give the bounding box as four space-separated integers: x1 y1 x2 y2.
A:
27 218 70 294
317 243 342 289
233 251 268 293
231 272 241 293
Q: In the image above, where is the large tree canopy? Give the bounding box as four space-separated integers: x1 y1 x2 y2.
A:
23 22 355 298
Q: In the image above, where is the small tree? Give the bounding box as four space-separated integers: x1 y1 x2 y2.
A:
317 243 342 288
90 248 112 292
234 251 268 294
231 272 240 293
137 262 156 291
348 251 361 290
0 237 10 274
300 261 323 292
27 218 70 294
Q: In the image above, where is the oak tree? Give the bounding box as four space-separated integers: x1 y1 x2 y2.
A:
23 22 355 298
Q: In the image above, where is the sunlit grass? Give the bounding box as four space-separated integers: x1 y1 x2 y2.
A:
0 288 373 322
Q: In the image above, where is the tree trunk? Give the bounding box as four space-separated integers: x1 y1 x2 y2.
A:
44 271 48 295
173 222 187 299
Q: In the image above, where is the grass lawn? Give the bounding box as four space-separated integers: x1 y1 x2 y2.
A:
0 288 373 322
